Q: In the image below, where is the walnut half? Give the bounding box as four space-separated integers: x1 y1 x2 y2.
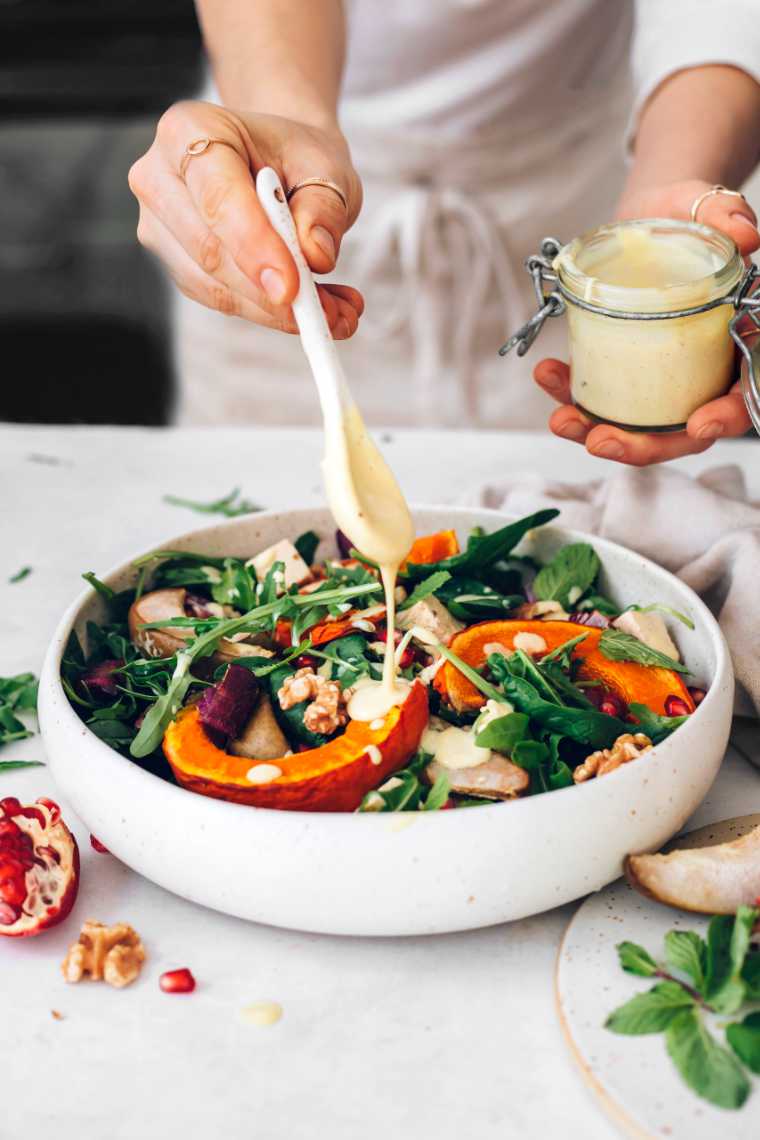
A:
62 920 145 989
574 733 653 784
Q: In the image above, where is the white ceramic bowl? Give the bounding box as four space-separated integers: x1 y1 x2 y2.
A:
39 506 733 936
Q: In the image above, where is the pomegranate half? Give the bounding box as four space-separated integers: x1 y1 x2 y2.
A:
0 797 80 937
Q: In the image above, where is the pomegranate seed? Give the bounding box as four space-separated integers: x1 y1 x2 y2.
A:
665 695 691 718
90 835 109 854
398 647 416 670
0 901 20 925
589 689 628 719
688 687 706 706
439 799 455 811
36 798 61 825
159 968 196 994
296 654 318 670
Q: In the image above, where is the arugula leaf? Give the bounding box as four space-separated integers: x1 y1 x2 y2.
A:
617 940 659 977
434 643 504 703
606 981 695 1034
294 530 320 565
398 570 452 612
665 930 707 993
625 603 695 631
539 632 589 668
9 566 31 583
628 703 689 745
726 1011 760 1074
533 543 600 608
422 769 451 811
705 907 759 1014
163 488 261 517
665 1008 750 1109
403 509 560 579
82 571 115 602
211 558 256 611
474 712 529 753
599 629 689 674
0 760 43 771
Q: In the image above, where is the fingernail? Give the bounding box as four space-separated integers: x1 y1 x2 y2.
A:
311 225 336 263
730 212 757 231
541 371 565 392
333 316 350 340
591 440 625 460
695 420 724 440
557 421 587 441
260 267 287 305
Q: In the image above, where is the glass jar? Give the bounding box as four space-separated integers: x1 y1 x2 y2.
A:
500 219 760 434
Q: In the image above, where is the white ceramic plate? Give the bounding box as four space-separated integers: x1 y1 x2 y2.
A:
39 506 734 936
556 816 760 1140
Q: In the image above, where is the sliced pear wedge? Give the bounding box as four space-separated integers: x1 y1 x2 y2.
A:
625 814 760 914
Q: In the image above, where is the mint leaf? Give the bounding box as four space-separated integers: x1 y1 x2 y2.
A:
617 940 659 978
599 629 689 674
726 1011 760 1074
665 930 707 993
606 981 695 1035
399 570 452 612
665 1008 750 1110
706 907 759 1014
533 543 600 608
474 712 529 753
294 530 320 565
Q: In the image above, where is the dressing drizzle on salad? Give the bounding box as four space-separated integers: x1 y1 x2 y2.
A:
322 402 415 721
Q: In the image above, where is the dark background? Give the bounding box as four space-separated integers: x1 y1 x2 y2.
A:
1 0 203 425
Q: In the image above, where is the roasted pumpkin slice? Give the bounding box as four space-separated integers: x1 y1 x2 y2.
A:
401 529 460 571
434 620 694 716
163 680 429 812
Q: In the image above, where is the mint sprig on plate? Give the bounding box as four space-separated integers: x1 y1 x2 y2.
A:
606 907 760 1109
599 628 690 674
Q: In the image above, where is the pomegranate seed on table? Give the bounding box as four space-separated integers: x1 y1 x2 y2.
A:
159 968 196 994
665 694 691 717
90 835 109 854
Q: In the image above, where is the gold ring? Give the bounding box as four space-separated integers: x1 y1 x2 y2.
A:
689 184 746 223
179 137 242 181
286 177 348 212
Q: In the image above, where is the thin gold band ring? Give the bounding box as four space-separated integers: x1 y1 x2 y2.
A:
286 178 348 212
689 184 746 223
179 137 242 181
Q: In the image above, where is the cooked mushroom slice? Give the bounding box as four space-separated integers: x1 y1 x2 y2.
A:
426 756 529 801
229 696 290 760
626 818 760 914
128 588 274 664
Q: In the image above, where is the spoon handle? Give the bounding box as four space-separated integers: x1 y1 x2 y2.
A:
256 166 351 423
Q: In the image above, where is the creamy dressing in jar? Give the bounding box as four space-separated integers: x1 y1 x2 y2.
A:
554 220 744 430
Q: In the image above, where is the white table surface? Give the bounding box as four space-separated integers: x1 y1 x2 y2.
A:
3 425 760 1140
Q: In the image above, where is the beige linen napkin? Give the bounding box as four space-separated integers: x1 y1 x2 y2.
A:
461 465 760 717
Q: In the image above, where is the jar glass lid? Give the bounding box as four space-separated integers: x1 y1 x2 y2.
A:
555 218 743 314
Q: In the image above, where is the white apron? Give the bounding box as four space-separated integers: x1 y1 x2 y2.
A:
174 0 633 429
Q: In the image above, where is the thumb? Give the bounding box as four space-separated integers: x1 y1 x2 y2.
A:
289 183 351 274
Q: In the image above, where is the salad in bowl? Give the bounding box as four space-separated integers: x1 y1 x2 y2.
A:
61 509 703 815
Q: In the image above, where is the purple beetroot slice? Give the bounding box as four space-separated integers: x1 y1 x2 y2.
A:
197 664 260 743
82 659 123 698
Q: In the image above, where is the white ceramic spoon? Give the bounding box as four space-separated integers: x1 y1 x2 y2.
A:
255 166 413 570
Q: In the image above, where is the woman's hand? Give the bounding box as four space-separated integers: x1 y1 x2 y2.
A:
533 180 760 465
129 101 364 338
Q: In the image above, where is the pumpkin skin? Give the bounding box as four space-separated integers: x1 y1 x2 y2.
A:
434 620 695 716
163 680 429 812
